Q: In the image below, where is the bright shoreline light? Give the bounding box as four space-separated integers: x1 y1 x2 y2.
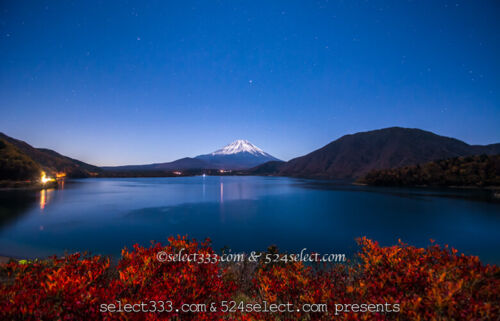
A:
40 171 55 184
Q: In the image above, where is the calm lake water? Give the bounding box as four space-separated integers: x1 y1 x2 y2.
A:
0 176 499 263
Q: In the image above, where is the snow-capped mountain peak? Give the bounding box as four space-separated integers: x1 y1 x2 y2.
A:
211 139 267 156
194 139 281 170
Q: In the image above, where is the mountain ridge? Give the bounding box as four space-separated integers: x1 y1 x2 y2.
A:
3 128 500 181
249 127 500 179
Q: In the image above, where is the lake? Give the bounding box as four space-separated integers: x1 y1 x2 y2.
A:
0 176 499 263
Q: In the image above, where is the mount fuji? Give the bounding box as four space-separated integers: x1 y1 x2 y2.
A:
102 139 281 172
195 140 281 170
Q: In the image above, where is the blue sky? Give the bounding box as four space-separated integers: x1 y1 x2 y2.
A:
1 0 499 165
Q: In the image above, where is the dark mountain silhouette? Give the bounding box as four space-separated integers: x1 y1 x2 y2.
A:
0 132 101 179
250 127 500 179
4 128 499 181
101 157 212 172
243 161 286 175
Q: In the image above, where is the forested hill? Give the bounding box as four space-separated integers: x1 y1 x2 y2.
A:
358 154 500 187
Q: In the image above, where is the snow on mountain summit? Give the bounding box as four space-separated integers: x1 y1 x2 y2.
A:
195 139 281 169
211 139 268 156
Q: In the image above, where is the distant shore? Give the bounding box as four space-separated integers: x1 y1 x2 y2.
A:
2 175 499 192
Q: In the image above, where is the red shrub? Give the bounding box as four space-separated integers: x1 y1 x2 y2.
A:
249 238 499 320
0 253 119 320
352 237 499 320
117 236 236 320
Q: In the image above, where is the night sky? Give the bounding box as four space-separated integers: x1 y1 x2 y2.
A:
1 1 499 165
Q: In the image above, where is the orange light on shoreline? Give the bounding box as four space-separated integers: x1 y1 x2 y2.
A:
56 172 66 178
40 171 55 184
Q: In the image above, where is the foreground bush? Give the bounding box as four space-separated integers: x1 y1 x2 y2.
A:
117 236 236 320
251 238 499 320
0 253 119 320
1 237 498 320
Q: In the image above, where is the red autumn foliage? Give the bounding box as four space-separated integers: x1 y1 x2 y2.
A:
0 236 498 320
0 253 119 320
117 236 236 320
251 238 499 320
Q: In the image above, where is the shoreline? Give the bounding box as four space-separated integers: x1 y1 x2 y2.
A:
0 180 58 191
1 175 499 191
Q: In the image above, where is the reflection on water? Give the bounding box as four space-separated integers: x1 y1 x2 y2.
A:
0 176 499 263
39 189 45 210
39 189 55 210
39 179 65 210
220 182 224 203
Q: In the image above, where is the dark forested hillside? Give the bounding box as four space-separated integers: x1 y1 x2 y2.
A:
0 138 41 180
358 154 500 187
0 133 101 179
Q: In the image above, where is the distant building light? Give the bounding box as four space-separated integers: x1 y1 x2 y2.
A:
56 172 66 178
